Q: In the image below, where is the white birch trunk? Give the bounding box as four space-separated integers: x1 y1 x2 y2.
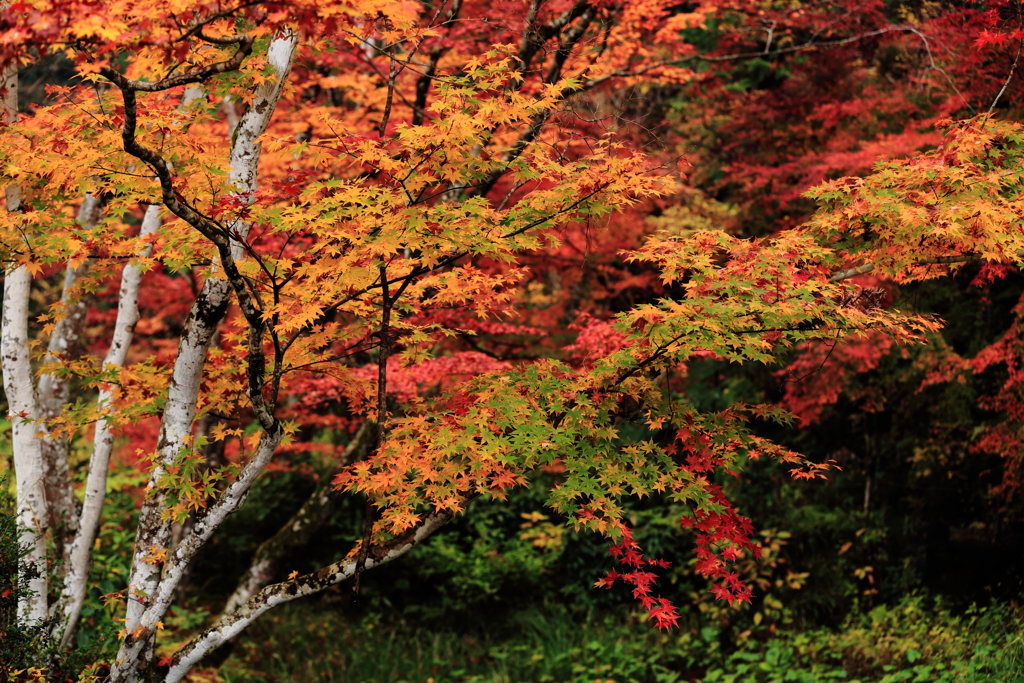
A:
3 265 49 627
2 55 49 630
37 195 105 552
122 276 233 632
111 33 297 683
54 204 161 647
224 33 298 253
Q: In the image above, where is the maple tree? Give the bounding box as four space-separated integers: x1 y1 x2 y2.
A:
0 0 1021 680
679 0 1024 534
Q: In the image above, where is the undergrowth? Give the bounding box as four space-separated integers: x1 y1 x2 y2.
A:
216 595 1022 683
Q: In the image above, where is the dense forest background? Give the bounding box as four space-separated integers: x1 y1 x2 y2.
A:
4 0 1024 680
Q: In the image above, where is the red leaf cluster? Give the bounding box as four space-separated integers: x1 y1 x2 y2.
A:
681 486 759 605
595 524 680 630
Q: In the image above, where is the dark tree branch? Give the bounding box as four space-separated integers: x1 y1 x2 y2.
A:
98 36 253 93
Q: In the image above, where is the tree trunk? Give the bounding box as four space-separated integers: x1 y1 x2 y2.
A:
108 33 298 683
1 58 49 630
37 195 105 561
54 203 161 647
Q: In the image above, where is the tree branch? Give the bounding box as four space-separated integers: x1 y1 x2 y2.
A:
166 509 453 682
221 420 374 616
828 250 1024 282
97 36 254 93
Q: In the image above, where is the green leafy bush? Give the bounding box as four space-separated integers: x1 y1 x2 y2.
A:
1 477 35 680
698 596 1023 683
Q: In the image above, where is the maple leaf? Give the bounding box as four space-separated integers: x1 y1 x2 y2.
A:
647 599 681 630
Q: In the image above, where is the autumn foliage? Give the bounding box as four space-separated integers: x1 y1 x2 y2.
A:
0 0 1023 680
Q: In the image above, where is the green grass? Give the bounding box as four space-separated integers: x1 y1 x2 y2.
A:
216 596 1023 683
221 605 688 683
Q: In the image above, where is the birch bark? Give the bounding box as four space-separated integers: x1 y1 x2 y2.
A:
36 194 105 557
53 204 161 647
3 266 48 627
1 61 50 627
109 33 297 682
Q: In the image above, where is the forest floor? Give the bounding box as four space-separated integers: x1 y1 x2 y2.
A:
213 597 1023 683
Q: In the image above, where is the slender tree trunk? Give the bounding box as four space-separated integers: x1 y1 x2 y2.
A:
53 203 161 647
3 266 48 627
37 195 105 561
1 57 49 629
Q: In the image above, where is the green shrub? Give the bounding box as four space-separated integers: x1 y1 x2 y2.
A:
698 596 1024 683
0 480 35 680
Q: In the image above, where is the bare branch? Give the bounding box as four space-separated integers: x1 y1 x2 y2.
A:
166 510 453 682
829 251 1024 282
221 421 375 615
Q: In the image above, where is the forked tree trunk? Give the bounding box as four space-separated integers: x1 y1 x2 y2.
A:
108 33 298 683
53 203 162 647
